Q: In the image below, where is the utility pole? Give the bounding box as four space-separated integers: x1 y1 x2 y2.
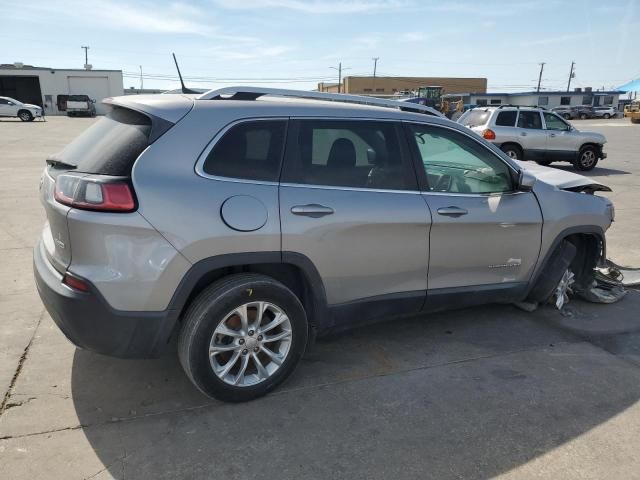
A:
81 46 90 66
330 62 350 93
567 61 575 92
536 62 545 92
139 65 144 90
372 57 379 93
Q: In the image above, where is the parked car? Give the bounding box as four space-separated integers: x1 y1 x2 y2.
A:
66 94 96 117
570 106 596 119
594 106 617 119
35 88 615 402
0 96 42 121
457 106 607 170
551 106 572 119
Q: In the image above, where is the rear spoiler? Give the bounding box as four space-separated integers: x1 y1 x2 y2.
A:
102 95 194 143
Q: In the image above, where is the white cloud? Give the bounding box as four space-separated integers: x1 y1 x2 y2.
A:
97 2 212 34
213 0 407 14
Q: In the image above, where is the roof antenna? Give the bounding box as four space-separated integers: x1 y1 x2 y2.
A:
172 53 198 94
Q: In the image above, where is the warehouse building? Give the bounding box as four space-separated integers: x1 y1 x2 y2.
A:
318 76 487 95
0 63 124 115
443 88 623 109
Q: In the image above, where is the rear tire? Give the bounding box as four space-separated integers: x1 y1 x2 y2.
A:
500 144 523 160
573 146 598 171
603 113 611 119
562 113 571 120
178 274 308 402
18 110 32 122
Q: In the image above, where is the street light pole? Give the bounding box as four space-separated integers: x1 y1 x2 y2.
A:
81 46 90 66
372 57 379 93
330 62 351 93
536 62 545 93
567 61 575 92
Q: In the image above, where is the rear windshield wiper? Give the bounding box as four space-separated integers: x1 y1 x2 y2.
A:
46 157 77 169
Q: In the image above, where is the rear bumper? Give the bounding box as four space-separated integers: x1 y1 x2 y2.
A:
33 239 178 358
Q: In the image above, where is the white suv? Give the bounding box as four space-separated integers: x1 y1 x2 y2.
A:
458 106 607 171
0 96 42 121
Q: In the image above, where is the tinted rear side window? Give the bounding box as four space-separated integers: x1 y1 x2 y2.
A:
459 110 490 127
52 107 151 175
517 111 542 129
495 111 517 126
203 120 286 182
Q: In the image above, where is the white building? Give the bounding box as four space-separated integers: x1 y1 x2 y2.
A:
0 63 124 115
444 88 623 110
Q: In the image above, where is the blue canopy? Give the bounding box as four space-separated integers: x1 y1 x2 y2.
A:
616 79 640 92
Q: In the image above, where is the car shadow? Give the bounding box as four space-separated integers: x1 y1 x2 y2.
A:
549 164 631 177
71 294 640 479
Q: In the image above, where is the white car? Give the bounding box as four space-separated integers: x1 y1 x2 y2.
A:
0 96 42 121
594 106 617 119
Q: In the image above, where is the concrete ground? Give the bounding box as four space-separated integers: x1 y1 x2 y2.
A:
1 116 639 479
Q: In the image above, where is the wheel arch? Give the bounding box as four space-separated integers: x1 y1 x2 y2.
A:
168 251 327 337
526 226 605 301
500 142 523 158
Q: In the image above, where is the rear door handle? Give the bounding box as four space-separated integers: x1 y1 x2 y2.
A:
291 204 335 218
437 206 468 217
549 133 557 137
520 132 528 136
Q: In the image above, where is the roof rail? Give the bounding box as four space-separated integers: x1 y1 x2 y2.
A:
197 86 444 117
496 104 548 110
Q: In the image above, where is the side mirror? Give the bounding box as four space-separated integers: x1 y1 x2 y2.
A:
518 170 536 192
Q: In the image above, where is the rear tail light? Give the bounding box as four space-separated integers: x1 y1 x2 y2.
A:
54 173 136 212
482 129 496 140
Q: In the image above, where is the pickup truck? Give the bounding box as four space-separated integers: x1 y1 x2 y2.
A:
66 95 96 117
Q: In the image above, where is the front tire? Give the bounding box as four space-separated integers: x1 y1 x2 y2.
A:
501 144 522 160
18 110 33 122
603 113 611 119
562 113 571 120
573 146 598 171
178 274 308 402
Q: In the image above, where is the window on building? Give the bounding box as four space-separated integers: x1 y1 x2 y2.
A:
363 88 372 92
582 95 592 105
203 120 286 181
375 88 384 92
495 111 518 127
603 95 614 105
490 99 502 105
392 88 397 93
517 111 543 129
282 120 415 190
407 124 513 194
538 96 549 106
560 96 571 105
476 98 488 106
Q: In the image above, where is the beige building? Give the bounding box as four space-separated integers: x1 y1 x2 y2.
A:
318 76 487 96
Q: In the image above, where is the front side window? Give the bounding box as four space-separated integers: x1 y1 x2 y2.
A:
283 120 414 190
203 120 286 181
407 124 513 194
543 112 570 131
517 111 542 129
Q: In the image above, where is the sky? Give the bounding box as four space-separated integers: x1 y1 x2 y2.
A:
2 0 638 93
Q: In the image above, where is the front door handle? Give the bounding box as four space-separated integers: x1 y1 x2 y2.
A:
549 133 557 137
437 206 468 217
291 204 335 218
520 132 528 136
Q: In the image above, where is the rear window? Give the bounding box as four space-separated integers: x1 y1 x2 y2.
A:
495 111 517 126
459 110 491 127
51 107 151 175
68 95 90 102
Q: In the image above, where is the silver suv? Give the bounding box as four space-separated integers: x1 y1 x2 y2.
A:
458 106 607 171
34 88 615 402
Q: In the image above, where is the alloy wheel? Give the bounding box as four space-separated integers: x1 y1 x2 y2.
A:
580 150 596 169
209 301 293 387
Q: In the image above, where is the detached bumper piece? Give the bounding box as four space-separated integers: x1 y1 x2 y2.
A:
573 264 627 304
33 240 177 358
